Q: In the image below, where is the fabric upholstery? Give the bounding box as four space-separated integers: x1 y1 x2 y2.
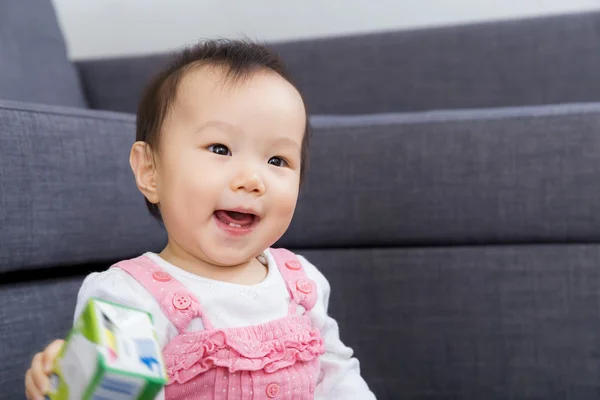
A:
5 100 600 274
76 55 166 112
0 0 86 107
0 100 166 274
0 276 85 400
284 103 600 248
300 245 600 399
75 11 600 115
272 10 600 114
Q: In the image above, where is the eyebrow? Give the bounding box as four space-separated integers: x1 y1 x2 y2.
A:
197 120 301 150
271 136 301 151
196 120 242 135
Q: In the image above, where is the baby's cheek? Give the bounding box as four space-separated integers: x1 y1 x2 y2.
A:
280 184 300 213
272 195 298 232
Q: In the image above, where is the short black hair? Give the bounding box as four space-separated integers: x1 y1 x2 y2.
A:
136 39 310 222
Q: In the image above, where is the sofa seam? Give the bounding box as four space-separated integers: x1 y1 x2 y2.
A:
0 104 135 124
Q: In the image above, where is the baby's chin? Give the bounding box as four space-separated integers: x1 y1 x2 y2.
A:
202 246 264 268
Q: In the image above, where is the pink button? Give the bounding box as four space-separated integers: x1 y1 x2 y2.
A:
152 271 172 282
266 383 280 398
285 260 302 270
296 279 312 294
173 293 191 310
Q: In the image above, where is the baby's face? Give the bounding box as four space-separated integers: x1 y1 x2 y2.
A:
154 66 306 266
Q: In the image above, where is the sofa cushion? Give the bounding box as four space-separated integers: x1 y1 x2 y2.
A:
301 244 600 399
76 55 166 113
272 10 600 114
0 0 86 107
0 275 85 400
76 11 600 115
281 103 600 248
4 101 600 274
0 100 166 274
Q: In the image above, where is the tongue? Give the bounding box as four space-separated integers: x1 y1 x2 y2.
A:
216 210 254 226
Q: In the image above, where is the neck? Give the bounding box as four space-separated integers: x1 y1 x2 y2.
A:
158 238 267 284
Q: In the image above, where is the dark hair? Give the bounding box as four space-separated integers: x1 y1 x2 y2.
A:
136 39 310 222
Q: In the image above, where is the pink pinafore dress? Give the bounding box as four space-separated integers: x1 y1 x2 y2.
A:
113 248 325 399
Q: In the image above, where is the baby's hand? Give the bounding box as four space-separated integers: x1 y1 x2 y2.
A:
25 339 64 400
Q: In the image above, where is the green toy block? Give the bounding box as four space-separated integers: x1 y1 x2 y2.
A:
46 298 167 400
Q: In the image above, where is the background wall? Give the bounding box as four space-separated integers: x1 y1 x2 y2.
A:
52 0 600 60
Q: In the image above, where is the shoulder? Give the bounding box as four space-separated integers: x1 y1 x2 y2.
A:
266 248 330 287
74 265 154 320
276 250 335 325
266 248 332 304
78 267 145 300
295 254 330 293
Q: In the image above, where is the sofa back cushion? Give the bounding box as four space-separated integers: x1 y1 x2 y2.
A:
0 0 86 107
77 11 600 114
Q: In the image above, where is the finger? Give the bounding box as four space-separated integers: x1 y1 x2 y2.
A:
42 340 63 373
25 369 43 400
30 353 49 394
31 352 43 371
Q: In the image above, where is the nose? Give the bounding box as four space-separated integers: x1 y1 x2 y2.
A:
230 169 265 195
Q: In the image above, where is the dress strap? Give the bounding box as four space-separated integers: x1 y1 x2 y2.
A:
111 255 214 333
268 248 318 315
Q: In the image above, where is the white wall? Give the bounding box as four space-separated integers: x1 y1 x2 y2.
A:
52 0 600 60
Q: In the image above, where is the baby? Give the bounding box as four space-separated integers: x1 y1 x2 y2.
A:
25 39 375 400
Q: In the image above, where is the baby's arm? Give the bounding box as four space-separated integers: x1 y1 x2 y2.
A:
299 256 377 400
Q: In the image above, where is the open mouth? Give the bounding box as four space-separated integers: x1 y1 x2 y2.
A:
213 210 259 230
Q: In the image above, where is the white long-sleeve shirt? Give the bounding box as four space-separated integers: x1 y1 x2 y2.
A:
74 249 376 399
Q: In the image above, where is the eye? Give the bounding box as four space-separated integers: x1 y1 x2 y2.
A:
207 144 231 156
268 156 287 167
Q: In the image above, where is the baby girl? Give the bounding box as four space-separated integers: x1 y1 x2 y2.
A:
25 39 375 400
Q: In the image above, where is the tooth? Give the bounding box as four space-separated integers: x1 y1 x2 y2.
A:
229 223 242 228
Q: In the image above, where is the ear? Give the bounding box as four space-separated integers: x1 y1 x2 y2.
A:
130 141 160 205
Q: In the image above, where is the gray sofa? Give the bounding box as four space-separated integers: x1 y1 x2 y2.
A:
4 1 600 399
